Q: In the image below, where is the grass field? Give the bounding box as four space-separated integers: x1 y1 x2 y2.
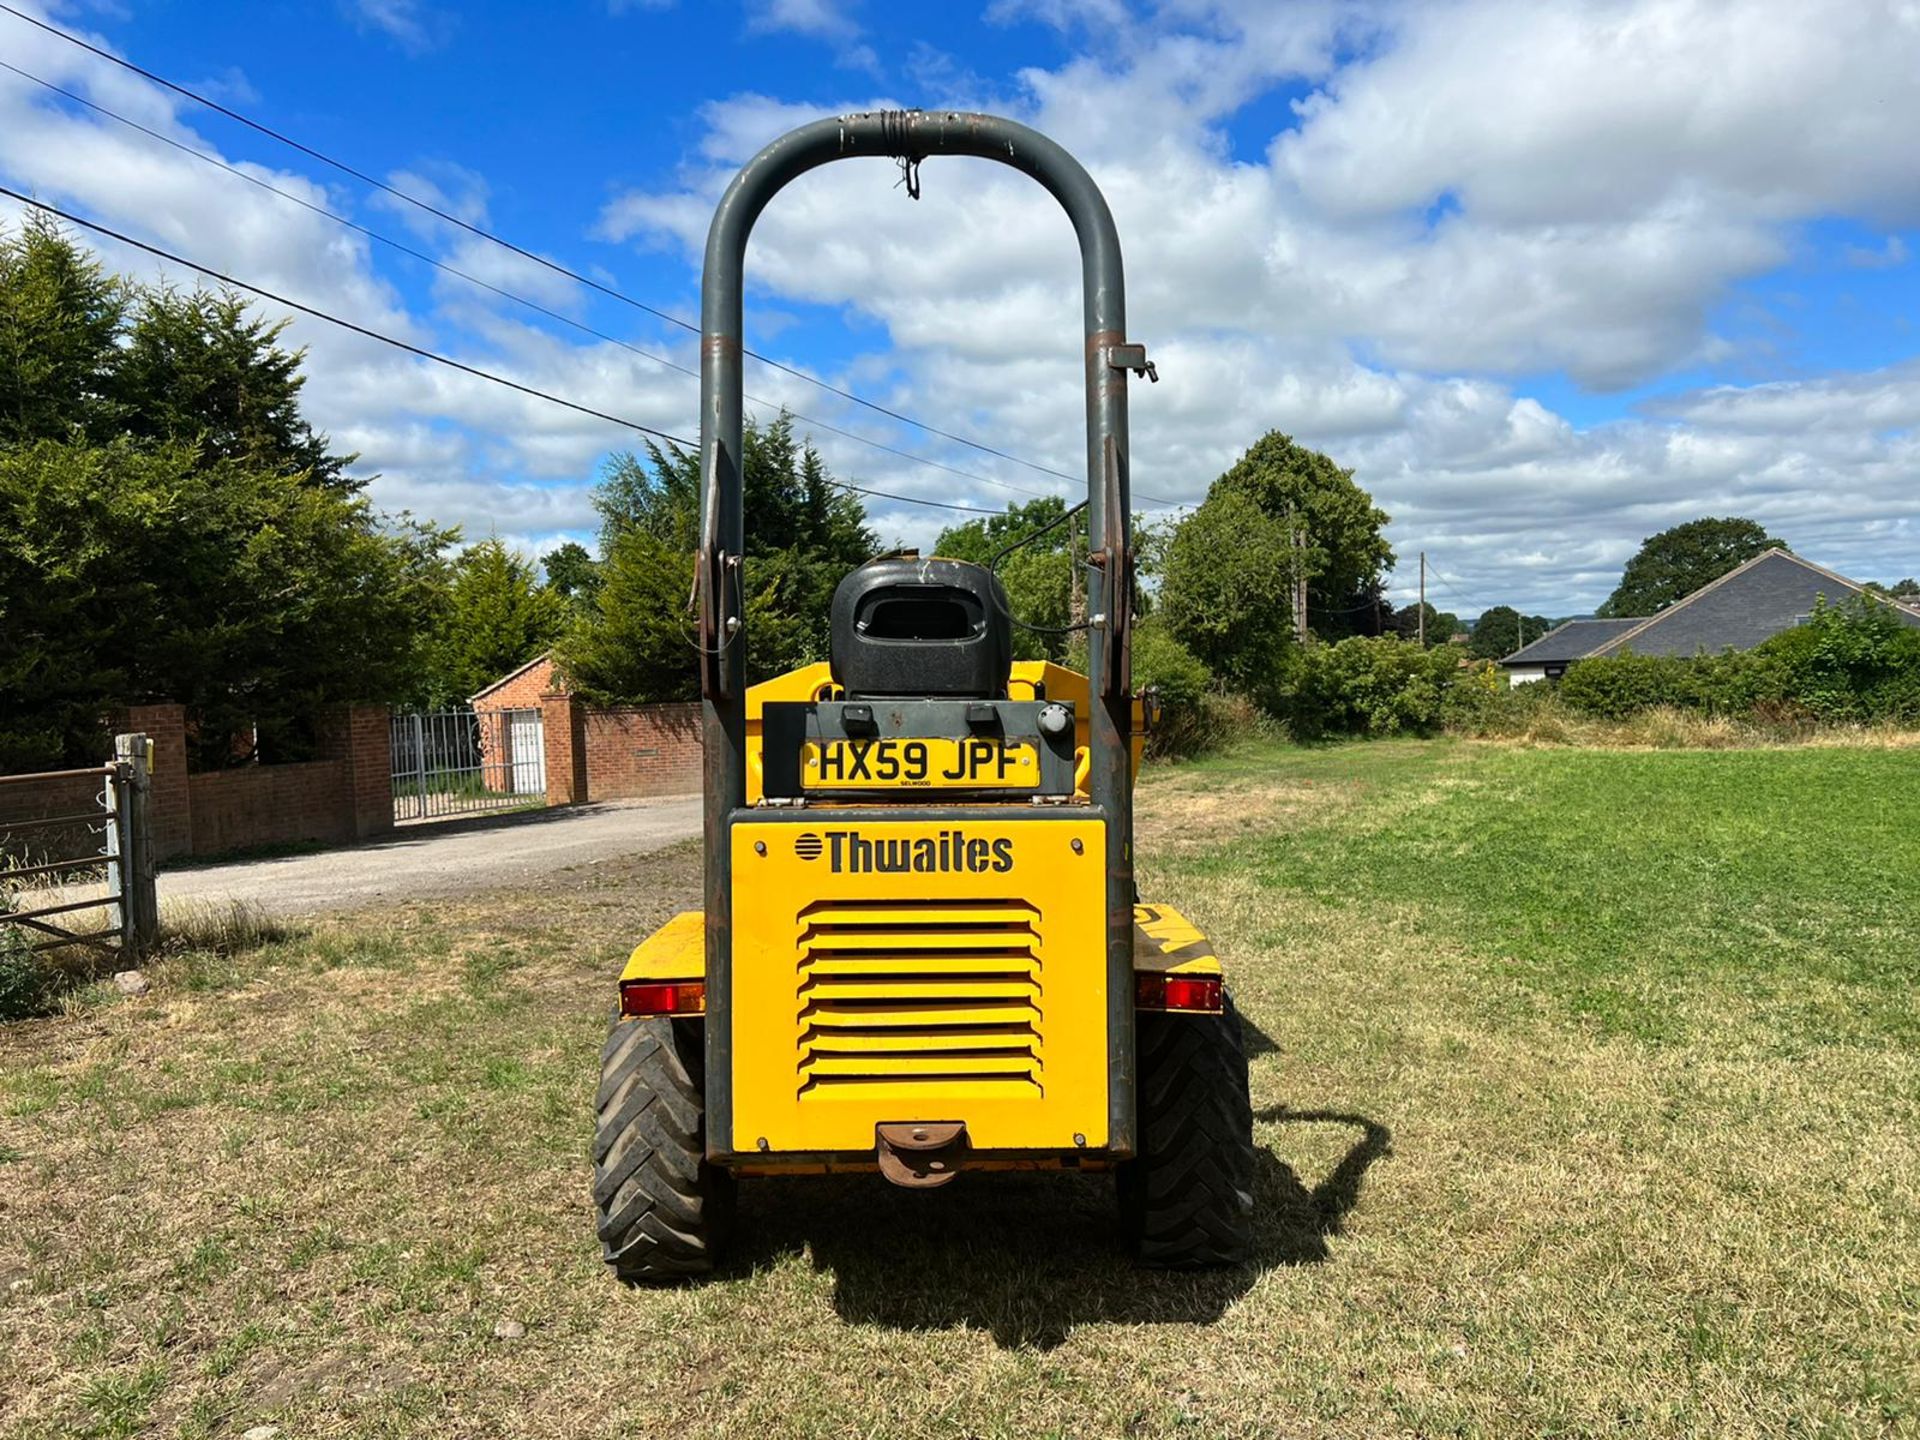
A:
3 739 1917 1438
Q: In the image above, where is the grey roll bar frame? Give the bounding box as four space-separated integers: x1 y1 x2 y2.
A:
696 109 1144 1158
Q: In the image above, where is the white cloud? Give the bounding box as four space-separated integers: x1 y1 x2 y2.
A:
6 0 1918 622
742 0 880 74
593 0 1920 611
345 0 449 54
746 0 861 39
1844 235 1909 271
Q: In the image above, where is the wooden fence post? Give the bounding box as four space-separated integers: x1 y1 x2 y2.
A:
113 733 160 954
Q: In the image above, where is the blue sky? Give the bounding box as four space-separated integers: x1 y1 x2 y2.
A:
4 0 1919 615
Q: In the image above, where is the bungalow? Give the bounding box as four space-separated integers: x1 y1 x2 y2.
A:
1501 548 1920 683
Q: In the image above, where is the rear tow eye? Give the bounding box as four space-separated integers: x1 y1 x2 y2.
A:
875 1122 968 1189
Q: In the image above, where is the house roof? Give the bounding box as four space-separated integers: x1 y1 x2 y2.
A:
468 650 556 703
1587 549 1920 659
1500 619 1645 667
1498 549 1920 667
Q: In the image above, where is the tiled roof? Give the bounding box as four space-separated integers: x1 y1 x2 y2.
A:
1499 618 1645 666
1588 550 1920 658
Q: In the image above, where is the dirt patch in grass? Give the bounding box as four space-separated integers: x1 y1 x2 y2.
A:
4 756 1918 1438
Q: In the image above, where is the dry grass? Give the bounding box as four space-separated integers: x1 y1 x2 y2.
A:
2 878 295 1019
1466 700 1920 752
2 744 1917 1438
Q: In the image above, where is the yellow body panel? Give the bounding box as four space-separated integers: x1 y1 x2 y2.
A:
621 909 705 982
627 903 1221 982
623 903 1223 985
1131 903 1224 977
729 817 1108 1154
742 658 1143 803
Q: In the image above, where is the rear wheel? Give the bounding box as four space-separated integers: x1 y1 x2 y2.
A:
1118 992 1256 1266
593 1015 735 1281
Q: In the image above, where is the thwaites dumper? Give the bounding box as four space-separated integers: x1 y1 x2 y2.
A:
593 110 1256 1278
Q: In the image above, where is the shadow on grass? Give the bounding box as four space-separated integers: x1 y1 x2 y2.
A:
727 1103 1392 1349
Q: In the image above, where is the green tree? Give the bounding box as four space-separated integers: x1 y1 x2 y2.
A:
555 527 696 705
0 438 452 770
1865 577 1919 603
934 495 1074 566
1159 430 1394 701
1158 487 1298 698
562 414 877 701
1598 517 1788 617
112 288 354 490
0 222 456 768
541 540 600 607
1208 431 1394 633
1466 606 1554 660
0 214 125 445
1389 601 1461 647
428 539 567 703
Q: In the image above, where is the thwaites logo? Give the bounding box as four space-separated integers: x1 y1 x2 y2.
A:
796 829 1014 874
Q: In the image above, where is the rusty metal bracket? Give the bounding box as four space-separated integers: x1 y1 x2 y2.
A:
1107 342 1158 383
1099 435 1133 698
875 1121 968 1189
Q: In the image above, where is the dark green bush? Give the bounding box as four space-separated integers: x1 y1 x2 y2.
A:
1556 596 1920 724
0 909 50 1021
1131 616 1247 758
1271 636 1471 739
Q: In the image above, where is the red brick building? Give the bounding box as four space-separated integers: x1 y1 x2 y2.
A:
471 654 558 794
471 654 701 804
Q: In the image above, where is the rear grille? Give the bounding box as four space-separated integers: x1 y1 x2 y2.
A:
795 898 1043 1096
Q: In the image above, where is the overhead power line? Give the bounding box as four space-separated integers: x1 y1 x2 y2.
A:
0 2 1180 507
0 186 1008 516
1421 561 1486 613
0 58 1055 503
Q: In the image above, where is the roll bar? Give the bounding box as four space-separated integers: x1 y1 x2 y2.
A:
696 111 1148 1150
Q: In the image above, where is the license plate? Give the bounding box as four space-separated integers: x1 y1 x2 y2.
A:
801 738 1041 790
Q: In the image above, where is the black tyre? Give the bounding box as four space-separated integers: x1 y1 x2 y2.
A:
1118 992 1256 1266
593 1015 735 1281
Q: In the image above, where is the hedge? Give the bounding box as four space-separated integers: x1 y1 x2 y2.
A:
1558 595 1920 723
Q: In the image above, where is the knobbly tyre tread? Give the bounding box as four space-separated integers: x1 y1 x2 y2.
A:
593 1015 734 1281
1118 992 1256 1266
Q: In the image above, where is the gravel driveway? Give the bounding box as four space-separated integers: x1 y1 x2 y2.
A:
158 796 701 916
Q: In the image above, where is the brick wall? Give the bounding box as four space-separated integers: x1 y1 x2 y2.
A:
117 703 192 860
579 702 702 799
186 759 353 856
10 702 397 862
473 655 555 712
322 706 396 842
0 769 111 867
541 690 586 805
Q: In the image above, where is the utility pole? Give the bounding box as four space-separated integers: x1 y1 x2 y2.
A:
1291 512 1309 646
1418 551 1426 648
1068 509 1085 628
1517 613 1525 651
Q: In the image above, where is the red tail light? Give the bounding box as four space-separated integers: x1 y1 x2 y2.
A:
620 980 706 1017
1135 972 1222 1013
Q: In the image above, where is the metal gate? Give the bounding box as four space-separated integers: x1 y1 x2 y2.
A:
1 735 158 963
389 708 546 822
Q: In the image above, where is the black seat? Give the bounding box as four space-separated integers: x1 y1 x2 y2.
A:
829 555 1013 698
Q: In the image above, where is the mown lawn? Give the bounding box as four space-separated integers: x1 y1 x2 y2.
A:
2 739 1916 1438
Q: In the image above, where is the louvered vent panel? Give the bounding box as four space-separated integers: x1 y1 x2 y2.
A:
795 898 1043 1097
